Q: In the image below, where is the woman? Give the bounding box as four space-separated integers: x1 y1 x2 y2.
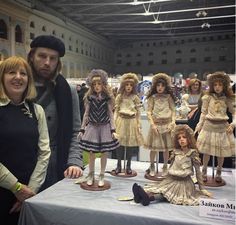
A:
182 78 202 130
0 56 50 224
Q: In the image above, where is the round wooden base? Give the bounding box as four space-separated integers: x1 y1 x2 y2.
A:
80 180 111 191
203 176 226 187
144 172 165 181
110 169 137 178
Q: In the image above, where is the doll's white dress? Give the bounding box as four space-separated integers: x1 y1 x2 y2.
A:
144 149 204 206
115 94 143 146
145 94 175 152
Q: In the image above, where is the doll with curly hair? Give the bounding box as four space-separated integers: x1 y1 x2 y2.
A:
78 69 119 188
145 73 176 178
113 73 144 175
195 71 235 183
132 125 212 206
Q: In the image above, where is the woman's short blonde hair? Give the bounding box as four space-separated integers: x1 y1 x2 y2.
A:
188 78 202 94
0 56 36 100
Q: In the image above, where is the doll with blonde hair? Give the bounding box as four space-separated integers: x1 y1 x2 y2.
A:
145 73 176 178
113 73 143 175
132 125 212 206
78 69 119 188
195 71 235 184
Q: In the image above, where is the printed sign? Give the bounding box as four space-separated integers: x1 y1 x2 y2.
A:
199 198 235 221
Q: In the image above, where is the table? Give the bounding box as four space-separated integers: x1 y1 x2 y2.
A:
19 159 235 225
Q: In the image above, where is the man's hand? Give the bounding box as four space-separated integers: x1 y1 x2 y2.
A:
15 184 35 202
64 166 83 179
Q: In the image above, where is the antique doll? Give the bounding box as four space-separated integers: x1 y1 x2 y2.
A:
132 125 212 206
114 73 144 175
78 69 119 187
182 78 203 130
195 72 235 183
145 73 176 177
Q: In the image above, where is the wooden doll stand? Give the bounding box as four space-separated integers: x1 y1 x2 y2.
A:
145 153 165 181
80 180 111 191
203 156 226 187
111 146 137 177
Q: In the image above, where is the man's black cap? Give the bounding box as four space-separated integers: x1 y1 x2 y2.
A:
30 35 65 57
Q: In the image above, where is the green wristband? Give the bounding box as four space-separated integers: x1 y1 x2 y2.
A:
11 182 22 193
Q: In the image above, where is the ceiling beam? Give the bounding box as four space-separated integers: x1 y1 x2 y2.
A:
70 5 235 16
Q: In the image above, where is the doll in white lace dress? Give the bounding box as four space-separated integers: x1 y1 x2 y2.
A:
195 72 235 183
145 73 176 177
114 73 143 175
132 125 212 206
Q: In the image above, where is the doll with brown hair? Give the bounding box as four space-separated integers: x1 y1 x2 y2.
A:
195 71 235 185
145 73 176 179
113 73 143 176
78 69 119 189
132 125 212 206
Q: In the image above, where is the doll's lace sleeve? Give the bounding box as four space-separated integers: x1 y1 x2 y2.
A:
226 95 236 113
134 95 142 128
146 97 155 125
168 150 176 167
108 99 116 131
192 150 204 190
168 96 176 128
114 94 121 123
195 95 210 132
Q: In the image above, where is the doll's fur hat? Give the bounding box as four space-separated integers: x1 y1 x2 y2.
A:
207 71 231 88
120 73 139 85
86 69 108 87
152 73 171 87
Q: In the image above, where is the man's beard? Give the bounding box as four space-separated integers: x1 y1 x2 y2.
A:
31 64 56 83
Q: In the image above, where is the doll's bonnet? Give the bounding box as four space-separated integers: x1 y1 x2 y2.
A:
207 71 231 89
152 73 171 87
120 73 139 86
86 69 108 87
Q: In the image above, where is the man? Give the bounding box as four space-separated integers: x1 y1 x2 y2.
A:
28 35 83 189
76 82 88 121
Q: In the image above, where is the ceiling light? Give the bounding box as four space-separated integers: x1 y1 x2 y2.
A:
201 23 211 28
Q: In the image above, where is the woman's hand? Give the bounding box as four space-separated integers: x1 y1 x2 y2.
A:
15 184 35 202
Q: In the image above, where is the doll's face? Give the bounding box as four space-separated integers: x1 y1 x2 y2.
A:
177 132 188 148
93 80 103 94
125 82 133 93
191 81 200 93
156 82 165 94
213 81 223 94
